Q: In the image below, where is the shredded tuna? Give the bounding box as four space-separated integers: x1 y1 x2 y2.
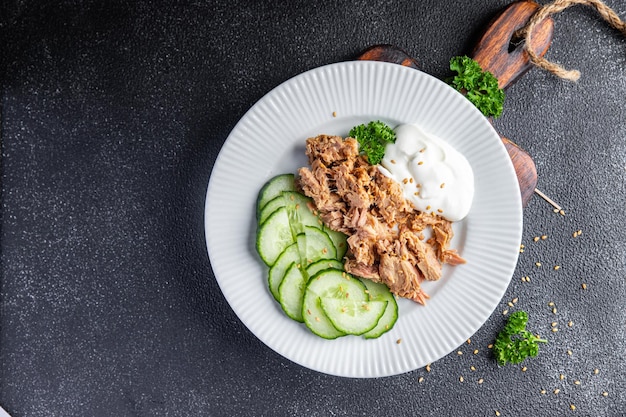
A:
297 134 466 305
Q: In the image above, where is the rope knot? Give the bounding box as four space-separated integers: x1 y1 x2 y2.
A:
519 0 626 81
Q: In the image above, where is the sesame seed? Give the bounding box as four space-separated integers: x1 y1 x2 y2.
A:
512 297 519 304
548 302 555 306
568 321 574 327
541 235 548 240
426 363 431 372
554 389 560 394
478 378 484 384
457 351 463 355
534 236 540 242
426 205 431 210
396 338 402 344
467 338 472 344
552 307 558 314
474 349 479 355
582 283 587 290
521 366 527 372
488 344 493 349
495 411 501 416
602 391 608 397
594 368 600 375
459 376 464 382
567 350 573 356
559 209 565 216
390 159 396 164
535 262 542 267
437 208 443 213
418 376 425 383
552 322 558 327
570 404 576 411
541 389 547 395
554 265 561 270
470 366 476 371
574 380 581 385
315 317 320 322
420 148 425 153
508 302 514 307
440 183 445 188
418 161 424 165
332 111 337 117
552 328 559 333
503 309 509 315
560 374 565 380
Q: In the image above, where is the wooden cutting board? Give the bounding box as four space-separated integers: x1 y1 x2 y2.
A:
357 0 554 207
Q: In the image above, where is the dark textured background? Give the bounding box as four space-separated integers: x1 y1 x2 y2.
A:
1 1 625 416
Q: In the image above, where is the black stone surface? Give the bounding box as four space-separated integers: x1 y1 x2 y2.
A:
1 1 625 416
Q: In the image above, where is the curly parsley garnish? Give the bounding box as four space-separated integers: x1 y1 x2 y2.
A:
447 55 505 119
493 310 547 366
349 120 396 165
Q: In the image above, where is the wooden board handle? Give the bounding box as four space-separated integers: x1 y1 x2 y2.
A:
472 0 554 90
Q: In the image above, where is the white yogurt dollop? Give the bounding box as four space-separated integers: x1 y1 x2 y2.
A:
378 124 474 222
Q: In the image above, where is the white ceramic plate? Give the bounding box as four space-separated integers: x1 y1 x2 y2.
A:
205 61 522 378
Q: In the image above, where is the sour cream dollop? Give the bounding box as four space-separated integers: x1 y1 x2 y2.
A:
378 124 474 222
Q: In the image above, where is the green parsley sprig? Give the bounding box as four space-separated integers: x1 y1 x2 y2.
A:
447 55 505 119
349 120 396 165
493 310 547 366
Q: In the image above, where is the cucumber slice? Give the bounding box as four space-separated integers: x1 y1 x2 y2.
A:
282 191 322 234
256 174 295 217
278 262 307 322
305 258 343 278
361 279 399 339
302 295 345 340
258 191 323 234
296 226 337 268
258 194 286 225
325 228 348 260
256 206 294 266
321 298 388 335
306 269 368 301
268 227 336 303
268 243 300 301
302 269 368 338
